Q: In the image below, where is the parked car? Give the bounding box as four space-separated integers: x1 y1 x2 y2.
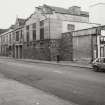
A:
92 57 105 72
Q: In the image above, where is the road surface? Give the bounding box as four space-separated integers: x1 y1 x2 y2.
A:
0 58 105 105
0 73 72 105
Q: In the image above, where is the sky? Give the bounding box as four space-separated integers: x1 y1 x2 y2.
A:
0 0 105 29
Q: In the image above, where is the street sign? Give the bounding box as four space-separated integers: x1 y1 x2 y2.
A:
100 36 105 44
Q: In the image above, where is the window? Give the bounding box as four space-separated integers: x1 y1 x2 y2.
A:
100 47 104 57
32 23 36 40
27 32 29 42
26 25 29 42
16 31 19 41
26 25 29 31
20 30 23 39
6 35 8 43
40 28 44 40
9 33 11 42
3 36 5 43
100 36 105 44
12 32 15 41
32 23 36 29
102 58 105 63
67 24 75 31
100 58 105 63
40 20 44 40
33 30 36 40
40 20 44 27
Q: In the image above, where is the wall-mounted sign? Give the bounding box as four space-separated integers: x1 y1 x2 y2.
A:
101 30 105 36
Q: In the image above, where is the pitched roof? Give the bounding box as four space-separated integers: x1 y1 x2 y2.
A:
9 25 15 29
17 18 26 26
0 29 9 34
42 4 89 17
44 5 68 14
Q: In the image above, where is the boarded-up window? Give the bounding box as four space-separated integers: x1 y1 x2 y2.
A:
67 24 75 31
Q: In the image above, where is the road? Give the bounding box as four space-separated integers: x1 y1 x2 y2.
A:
0 58 105 105
0 73 71 105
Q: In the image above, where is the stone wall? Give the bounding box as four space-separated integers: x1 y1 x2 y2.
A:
73 35 92 62
73 34 97 63
50 39 60 61
22 40 50 61
59 32 73 61
22 39 61 61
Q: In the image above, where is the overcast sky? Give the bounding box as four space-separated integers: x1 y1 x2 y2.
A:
0 0 105 28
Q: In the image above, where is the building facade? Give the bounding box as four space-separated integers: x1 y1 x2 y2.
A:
61 26 105 63
0 4 101 61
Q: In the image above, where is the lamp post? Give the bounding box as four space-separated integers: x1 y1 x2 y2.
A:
48 13 51 61
96 26 101 58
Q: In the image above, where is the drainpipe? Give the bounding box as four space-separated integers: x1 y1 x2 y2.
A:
48 14 51 61
96 27 101 58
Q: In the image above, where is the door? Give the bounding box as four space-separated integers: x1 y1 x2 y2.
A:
20 45 22 59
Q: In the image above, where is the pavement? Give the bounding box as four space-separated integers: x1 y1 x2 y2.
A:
0 72 75 105
0 56 92 69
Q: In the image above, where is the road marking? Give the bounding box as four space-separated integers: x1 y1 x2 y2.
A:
53 70 63 74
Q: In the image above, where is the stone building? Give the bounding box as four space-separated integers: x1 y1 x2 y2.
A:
0 29 9 55
13 18 25 59
0 4 100 61
0 28 13 56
